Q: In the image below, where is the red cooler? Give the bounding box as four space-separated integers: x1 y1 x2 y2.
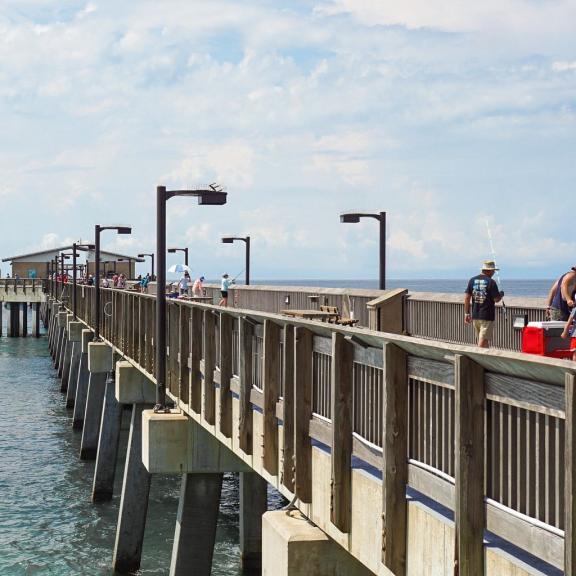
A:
522 321 575 359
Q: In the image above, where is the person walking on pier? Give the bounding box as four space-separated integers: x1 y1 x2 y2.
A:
179 272 191 296
218 273 232 307
545 268 576 321
464 261 504 348
192 275 205 297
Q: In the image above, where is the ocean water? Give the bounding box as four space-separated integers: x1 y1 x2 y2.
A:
0 318 282 575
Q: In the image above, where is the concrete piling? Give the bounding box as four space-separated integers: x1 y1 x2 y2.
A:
72 330 93 430
112 404 152 574
240 472 268 572
92 373 123 502
169 473 223 576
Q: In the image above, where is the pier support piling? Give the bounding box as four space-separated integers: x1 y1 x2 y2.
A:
240 471 268 572
112 404 152 574
21 303 28 337
72 330 93 430
92 372 123 502
169 472 223 576
66 322 84 408
35 303 41 337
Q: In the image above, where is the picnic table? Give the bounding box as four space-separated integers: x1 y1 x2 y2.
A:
281 309 339 322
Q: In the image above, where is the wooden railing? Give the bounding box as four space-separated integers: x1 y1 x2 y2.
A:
55 282 572 574
0 278 46 294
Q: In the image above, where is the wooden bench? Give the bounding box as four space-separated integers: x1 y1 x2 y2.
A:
319 305 359 327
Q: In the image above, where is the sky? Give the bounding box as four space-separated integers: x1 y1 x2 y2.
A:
0 0 575 280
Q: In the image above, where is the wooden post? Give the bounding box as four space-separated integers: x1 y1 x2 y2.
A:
565 372 576 575
203 309 216 425
294 326 313 503
190 307 203 413
219 313 233 438
381 342 408 573
282 324 295 492
263 319 281 476
239 317 253 455
179 305 190 405
454 354 485 576
330 332 354 532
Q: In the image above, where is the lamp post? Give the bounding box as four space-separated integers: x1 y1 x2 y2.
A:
221 235 251 285
340 211 386 290
167 247 189 267
155 185 227 412
138 253 155 279
94 225 132 340
58 253 72 310
72 242 95 319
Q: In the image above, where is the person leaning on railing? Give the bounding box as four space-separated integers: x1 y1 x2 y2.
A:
545 267 576 321
464 260 504 348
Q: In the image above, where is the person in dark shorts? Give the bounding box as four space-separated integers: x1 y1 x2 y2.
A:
218 273 232 307
464 260 504 348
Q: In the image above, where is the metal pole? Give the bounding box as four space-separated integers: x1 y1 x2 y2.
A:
60 254 65 309
185 248 189 268
245 236 250 286
155 186 167 410
151 253 155 279
72 244 78 319
95 225 101 340
379 211 386 291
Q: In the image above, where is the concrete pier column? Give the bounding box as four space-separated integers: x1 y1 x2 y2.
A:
169 473 224 576
21 303 28 337
48 303 58 353
0 303 2 337
34 303 41 337
240 472 268 572
92 371 123 502
8 303 19 337
65 321 84 408
72 330 93 430
54 312 67 369
262 511 373 576
112 403 152 574
60 315 74 388
80 341 112 460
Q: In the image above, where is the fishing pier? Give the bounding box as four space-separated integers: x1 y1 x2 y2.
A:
18 277 571 576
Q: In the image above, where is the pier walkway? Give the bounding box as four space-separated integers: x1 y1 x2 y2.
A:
42 281 569 575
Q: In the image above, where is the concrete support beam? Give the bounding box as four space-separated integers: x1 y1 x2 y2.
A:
92 373 123 501
21 303 28 337
115 361 156 404
169 472 223 576
262 511 373 576
113 404 152 574
60 315 74 386
80 371 107 460
240 472 268 572
55 326 65 370
65 321 84 407
142 411 250 474
34 302 41 337
72 330 94 430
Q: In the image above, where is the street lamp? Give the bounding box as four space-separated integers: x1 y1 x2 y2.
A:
340 211 386 290
72 242 95 319
94 225 132 340
167 247 189 267
155 185 227 412
138 253 155 279
221 236 251 285
58 253 72 310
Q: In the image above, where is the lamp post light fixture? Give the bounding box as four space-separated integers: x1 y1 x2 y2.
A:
221 236 251 285
340 211 386 290
155 185 227 412
137 253 155 279
167 247 189 267
58 253 72 310
94 225 132 340
72 242 95 319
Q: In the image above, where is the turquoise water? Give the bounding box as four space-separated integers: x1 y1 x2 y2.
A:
0 324 278 575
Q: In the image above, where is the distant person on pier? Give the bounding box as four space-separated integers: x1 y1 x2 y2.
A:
179 272 191 296
102 276 110 288
218 273 233 307
140 273 150 293
464 261 504 348
545 268 576 321
192 276 205 297
118 274 126 289
87 275 94 286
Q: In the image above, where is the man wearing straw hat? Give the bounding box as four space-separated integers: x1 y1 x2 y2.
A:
464 260 504 348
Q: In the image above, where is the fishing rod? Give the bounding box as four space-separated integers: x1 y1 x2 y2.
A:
485 219 507 320
231 268 245 283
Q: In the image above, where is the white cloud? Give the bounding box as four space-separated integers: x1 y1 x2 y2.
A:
553 61 576 72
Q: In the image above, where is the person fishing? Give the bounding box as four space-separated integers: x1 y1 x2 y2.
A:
218 273 233 307
545 267 576 321
464 260 504 348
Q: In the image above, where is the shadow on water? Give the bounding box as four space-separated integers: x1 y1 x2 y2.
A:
0 324 285 575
